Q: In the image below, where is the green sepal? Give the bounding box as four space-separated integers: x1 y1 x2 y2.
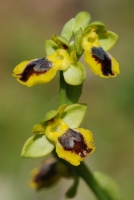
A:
51 35 71 49
74 29 83 56
45 40 58 56
74 11 91 33
61 18 75 41
21 134 54 158
94 172 122 200
57 104 67 117
98 30 118 51
62 103 87 128
65 176 79 199
63 62 86 85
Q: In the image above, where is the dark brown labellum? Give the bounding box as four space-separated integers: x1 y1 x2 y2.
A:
19 57 52 82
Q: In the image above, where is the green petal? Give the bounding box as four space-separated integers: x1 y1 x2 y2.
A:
63 62 86 85
32 124 45 134
83 21 118 51
62 103 87 128
61 18 75 41
74 11 91 33
57 104 67 117
98 30 118 51
21 134 54 158
41 110 58 125
51 35 70 49
41 104 67 125
45 40 58 56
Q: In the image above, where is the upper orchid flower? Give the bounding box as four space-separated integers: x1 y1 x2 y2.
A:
81 28 120 78
13 49 70 87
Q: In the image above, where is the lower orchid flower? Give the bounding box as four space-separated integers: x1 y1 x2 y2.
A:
21 104 95 166
45 118 95 166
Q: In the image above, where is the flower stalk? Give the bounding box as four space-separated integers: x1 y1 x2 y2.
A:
59 70 114 200
59 71 83 105
75 163 113 200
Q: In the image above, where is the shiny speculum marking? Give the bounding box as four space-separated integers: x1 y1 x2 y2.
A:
91 47 114 76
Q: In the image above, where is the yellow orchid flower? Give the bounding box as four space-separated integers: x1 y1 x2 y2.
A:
30 158 60 190
13 49 70 87
45 118 95 166
82 31 120 78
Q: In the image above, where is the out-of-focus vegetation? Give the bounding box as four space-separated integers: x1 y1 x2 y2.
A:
0 0 134 199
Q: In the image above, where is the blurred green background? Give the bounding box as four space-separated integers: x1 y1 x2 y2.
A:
0 0 134 199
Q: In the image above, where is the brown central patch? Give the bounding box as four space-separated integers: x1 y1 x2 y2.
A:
91 47 114 76
58 128 92 157
19 57 52 82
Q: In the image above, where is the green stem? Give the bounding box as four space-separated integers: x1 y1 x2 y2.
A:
74 162 113 200
59 71 114 200
59 71 83 105
59 71 67 105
